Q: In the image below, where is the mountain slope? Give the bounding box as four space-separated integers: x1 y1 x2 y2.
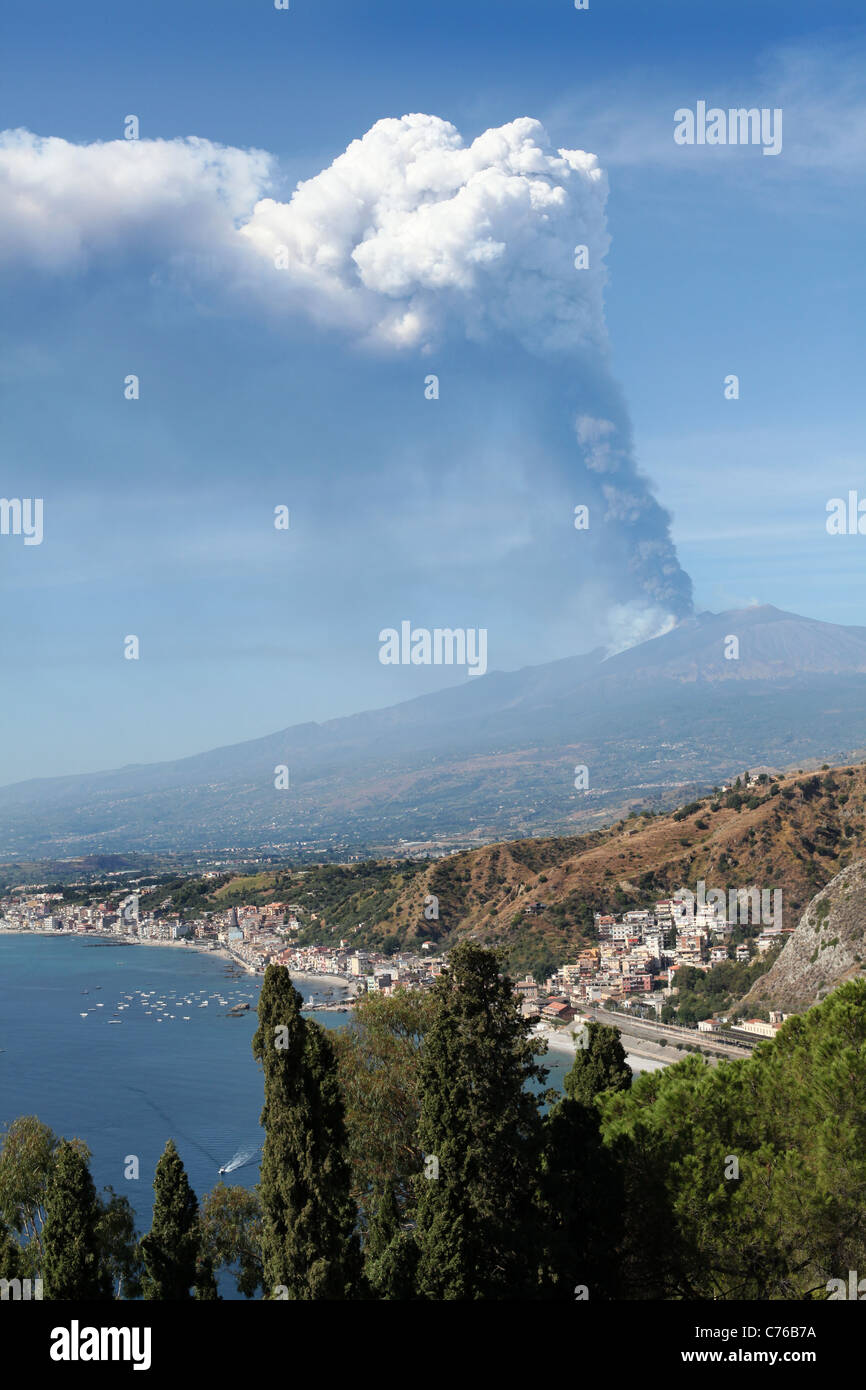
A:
129 761 866 981
4 605 866 859
377 762 866 972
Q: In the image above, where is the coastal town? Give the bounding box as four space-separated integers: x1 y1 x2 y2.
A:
0 874 793 1041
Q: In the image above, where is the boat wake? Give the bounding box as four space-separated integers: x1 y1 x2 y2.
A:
218 1145 260 1176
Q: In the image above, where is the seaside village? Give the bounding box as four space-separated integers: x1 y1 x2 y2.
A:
0 881 793 1036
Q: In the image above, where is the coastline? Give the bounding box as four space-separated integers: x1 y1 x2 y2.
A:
0 926 255 970
0 928 353 991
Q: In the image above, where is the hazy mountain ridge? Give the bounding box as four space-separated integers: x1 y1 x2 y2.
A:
4 605 866 859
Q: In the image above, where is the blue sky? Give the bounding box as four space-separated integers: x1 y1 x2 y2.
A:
1 0 865 784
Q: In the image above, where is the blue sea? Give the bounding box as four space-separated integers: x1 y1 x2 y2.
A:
0 933 583 1294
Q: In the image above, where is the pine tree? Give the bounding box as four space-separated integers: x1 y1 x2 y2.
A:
139 1140 202 1299
42 1140 111 1300
414 942 546 1299
564 1020 632 1107
253 964 360 1299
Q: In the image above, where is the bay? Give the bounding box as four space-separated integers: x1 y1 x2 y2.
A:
0 932 658 1297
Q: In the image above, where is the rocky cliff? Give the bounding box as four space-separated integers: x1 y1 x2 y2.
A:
743 859 866 1013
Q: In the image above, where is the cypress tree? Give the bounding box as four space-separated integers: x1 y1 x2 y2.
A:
139 1140 202 1300
42 1140 111 1300
364 1179 418 1299
538 1094 623 1300
252 964 360 1299
414 942 546 1299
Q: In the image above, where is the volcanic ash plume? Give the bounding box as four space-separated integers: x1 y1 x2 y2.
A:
238 114 694 633
0 114 693 644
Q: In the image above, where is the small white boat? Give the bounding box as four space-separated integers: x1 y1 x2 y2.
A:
109 1020 122 1025
79 1012 88 1018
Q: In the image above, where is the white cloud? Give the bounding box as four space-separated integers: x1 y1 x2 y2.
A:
240 114 609 351
0 115 610 354
0 129 273 270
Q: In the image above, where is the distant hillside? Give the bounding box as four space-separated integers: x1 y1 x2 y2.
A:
5 604 866 859
742 859 866 1014
140 761 866 979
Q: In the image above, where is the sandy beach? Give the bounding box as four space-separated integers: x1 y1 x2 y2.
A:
532 1021 667 1074
287 970 353 989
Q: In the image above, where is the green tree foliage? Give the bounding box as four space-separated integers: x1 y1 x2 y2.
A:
332 988 436 1226
413 942 547 1299
671 955 780 1026
139 1140 205 1300
0 1118 139 1296
42 1140 112 1300
0 1115 63 1268
564 1020 632 1107
331 987 433 1293
599 980 866 1299
533 1020 630 1300
0 1220 23 1282
96 1189 142 1299
5 954 866 1302
253 964 360 1299
362 1178 418 1299
199 1183 264 1299
538 1094 623 1300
